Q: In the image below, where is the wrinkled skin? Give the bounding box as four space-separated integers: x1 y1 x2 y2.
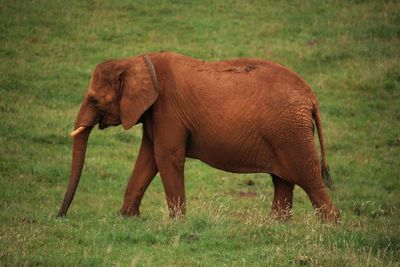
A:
58 51 339 222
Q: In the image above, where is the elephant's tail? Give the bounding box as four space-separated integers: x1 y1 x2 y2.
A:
312 103 333 189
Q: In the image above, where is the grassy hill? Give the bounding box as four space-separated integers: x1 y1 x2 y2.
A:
1 0 399 266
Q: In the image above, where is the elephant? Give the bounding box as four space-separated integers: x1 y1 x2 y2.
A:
57 51 339 222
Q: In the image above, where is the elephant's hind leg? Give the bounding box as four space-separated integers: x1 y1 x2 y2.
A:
288 144 339 222
303 180 340 222
270 175 295 221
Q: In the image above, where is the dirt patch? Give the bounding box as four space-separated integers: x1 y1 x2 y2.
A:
223 63 259 74
244 179 255 186
239 191 257 198
244 63 258 73
21 217 37 224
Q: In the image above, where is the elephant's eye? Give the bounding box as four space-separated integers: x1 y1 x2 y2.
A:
89 96 100 108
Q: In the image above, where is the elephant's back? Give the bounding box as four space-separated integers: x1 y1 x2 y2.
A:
156 52 316 104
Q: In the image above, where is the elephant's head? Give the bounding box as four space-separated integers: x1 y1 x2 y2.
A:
57 56 159 217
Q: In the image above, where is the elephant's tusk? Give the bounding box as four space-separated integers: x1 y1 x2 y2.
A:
70 126 86 137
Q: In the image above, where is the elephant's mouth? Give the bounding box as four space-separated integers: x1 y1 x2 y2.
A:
99 120 108 129
70 116 121 137
99 116 121 130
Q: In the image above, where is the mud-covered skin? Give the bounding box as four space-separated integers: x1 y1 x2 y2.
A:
58 52 339 222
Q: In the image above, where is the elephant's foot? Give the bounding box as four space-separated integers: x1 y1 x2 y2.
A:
306 186 340 223
270 206 293 222
119 206 141 217
169 212 185 220
315 205 340 223
167 201 186 219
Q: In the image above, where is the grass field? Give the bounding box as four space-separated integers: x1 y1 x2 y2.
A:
1 0 399 266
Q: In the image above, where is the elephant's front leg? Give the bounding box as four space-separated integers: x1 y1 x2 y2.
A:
120 133 158 217
154 125 188 218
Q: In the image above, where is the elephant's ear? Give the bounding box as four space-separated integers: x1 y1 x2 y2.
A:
120 56 159 130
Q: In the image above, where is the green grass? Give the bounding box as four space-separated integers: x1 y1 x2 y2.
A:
1 0 399 266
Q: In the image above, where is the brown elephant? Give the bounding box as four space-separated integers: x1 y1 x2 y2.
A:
57 51 339 222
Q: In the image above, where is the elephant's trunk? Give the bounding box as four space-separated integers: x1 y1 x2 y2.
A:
57 127 92 217
57 96 99 217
